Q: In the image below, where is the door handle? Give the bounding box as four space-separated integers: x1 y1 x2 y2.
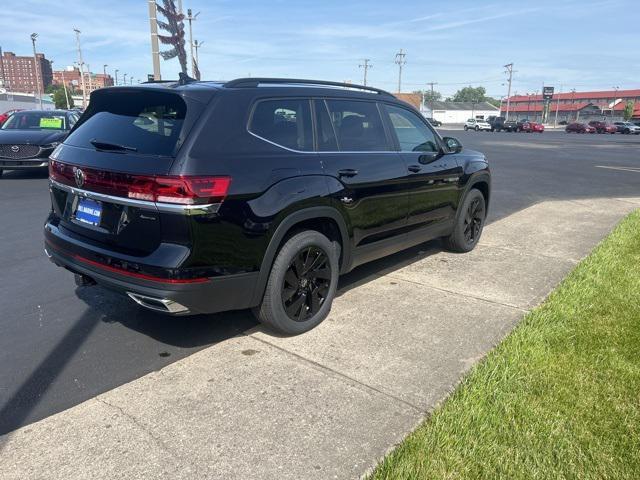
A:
408 165 422 173
337 168 358 178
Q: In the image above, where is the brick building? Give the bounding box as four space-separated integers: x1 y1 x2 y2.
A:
0 51 52 94
501 88 640 122
52 67 114 95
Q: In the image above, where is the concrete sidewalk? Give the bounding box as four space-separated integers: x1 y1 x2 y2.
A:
2 196 638 480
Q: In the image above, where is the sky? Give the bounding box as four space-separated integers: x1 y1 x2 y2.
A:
1 0 639 98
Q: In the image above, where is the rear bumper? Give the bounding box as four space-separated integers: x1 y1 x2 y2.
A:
44 225 260 315
0 158 48 169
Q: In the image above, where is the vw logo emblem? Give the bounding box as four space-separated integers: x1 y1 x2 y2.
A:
11 145 19 153
73 167 85 188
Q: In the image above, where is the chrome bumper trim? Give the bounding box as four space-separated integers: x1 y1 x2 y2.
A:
49 179 221 215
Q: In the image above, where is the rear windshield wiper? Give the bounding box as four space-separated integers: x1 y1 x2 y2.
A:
90 139 138 152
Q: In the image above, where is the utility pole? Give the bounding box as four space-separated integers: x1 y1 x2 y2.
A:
86 64 93 95
30 33 43 109
194 40 204 79
426 81 438 116
60 68 71 110
74 29 87 108
148 0 161 80
612 86 619 119
103 64 108 86
186 9 200 77
394 49 406 93
359 59 372 86
503 63 514 121
115 69 119 86
123 73 127 86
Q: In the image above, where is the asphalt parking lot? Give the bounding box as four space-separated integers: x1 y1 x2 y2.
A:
1 130 639 436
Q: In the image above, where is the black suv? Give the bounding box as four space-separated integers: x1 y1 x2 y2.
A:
44 78 490 334
486 116 505 132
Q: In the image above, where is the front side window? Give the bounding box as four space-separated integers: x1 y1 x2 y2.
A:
386 104 439 152
325 99 390 151
249 99 313 151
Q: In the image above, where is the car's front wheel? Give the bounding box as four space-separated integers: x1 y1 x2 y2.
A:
475 125 480 131
464 125 468 131
443 189 486 253
254 230 339 335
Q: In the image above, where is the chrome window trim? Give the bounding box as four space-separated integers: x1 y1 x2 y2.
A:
49 179 220 215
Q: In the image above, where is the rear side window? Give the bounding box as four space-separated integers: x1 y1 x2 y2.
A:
249 99 313 151
66 91 187 157
325 100 390 151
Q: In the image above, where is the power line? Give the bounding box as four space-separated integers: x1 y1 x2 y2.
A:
394 49 406 93
358 58 372 86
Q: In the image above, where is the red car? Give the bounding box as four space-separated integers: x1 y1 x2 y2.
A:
565 122 596 134
588 121 617 134
0 109 21 126
521 121 544 133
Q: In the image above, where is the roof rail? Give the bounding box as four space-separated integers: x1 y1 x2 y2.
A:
224 78 393 97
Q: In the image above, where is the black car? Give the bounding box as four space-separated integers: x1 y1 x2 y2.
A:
425 117 442 127
44 77 490 335
0 110 79 177
486 116 506 132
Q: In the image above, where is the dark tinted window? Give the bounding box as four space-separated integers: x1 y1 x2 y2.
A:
325 100 390 151
385 104 439 152
314 100 338 151
66 91 187 157
249 99 313 151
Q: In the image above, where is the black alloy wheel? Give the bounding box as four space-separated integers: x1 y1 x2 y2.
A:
282 246 331 322
463 197 485 246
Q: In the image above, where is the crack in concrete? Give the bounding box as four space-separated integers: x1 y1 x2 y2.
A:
95 398 178 458
246 334 425 415
384 274 530 313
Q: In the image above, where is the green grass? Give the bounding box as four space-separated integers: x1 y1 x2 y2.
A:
371 210 640 480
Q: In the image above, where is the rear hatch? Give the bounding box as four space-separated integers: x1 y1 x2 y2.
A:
48 87 211 256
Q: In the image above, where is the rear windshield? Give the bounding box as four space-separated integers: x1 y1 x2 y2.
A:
66 91 188 157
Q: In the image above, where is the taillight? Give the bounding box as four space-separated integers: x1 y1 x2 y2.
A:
49 160 231 205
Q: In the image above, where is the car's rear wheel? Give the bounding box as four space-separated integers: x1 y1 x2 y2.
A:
475 125 479 131
443 189 486 253
254 230 339 335
464 126 468 131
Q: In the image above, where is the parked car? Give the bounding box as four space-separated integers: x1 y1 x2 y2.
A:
613 121 640 134
558 120 568 125
44 77 491 335
565 122 596 134
464 118 491 131
0 109 22 126
502 119 519 132
486 116 506 132
0 110 79 177
425 117 442 127
588 121 617 134
521 121 544 133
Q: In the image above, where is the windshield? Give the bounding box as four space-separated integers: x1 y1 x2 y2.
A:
1 111 69 131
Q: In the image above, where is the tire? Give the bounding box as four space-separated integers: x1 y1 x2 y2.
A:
464 126 468 131
0 169 3 178
475 125 479 131
624 129 630 134
443 189 486 253
254 230 339 335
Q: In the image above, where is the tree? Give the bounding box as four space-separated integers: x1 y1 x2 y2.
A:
623 101 634 121
451 86 487 103
156 0 188 75
485 97 501 108
51 86 73 109
412 89 442 103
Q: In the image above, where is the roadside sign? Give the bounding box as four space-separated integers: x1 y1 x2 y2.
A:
543 86 554 100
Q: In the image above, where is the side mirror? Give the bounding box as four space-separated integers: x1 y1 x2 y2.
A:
443 136 463 154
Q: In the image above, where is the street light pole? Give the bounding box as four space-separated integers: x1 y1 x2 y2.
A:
612 86 619 120
30 33 43 109
103 64 108 86
74 29 87 108
123 73 127 86
503 63 514 121
115 69 119 86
